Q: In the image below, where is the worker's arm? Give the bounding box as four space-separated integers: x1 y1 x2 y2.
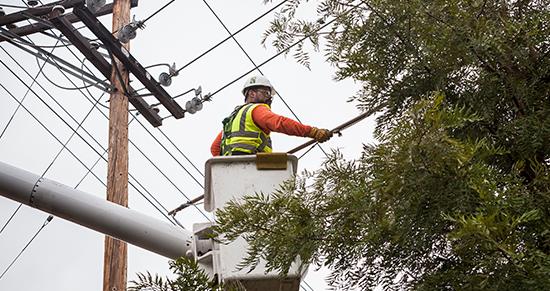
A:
211 131 222 156
252 105 312 136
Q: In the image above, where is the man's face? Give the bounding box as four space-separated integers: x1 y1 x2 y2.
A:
247 86 273 105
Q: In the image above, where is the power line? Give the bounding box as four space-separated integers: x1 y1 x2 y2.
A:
24 29 209 220
199 0 329 157
37 56 108 91
141 0 176 24
0 81 108 188
0 37 61 140
43 36 209 218
73 115 135 190
157 127 204 177
24 48 189 224
0 215 53 281
0 7 108 230
0 0 190 279
133 116 206 187
0 30 112 92
38 23 208 198
27 37 210 221
16 6 207 185
40 94 106 178
0 81 110 223
298 143 318 160
0 51 184 224
175 0 290 74
0 204 22 235
302 280 316 291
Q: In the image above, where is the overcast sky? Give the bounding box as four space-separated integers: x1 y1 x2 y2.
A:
0 1 376 290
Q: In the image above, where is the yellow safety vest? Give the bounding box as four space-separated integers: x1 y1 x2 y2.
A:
221 103 272 155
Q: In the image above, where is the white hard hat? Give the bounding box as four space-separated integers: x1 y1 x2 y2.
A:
242 75 275 96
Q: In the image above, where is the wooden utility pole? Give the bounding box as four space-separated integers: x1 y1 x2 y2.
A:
104 0 131 291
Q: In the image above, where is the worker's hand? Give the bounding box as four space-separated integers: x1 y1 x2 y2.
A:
309 127 333 143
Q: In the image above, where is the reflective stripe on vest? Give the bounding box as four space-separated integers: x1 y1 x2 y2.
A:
221 103 272 155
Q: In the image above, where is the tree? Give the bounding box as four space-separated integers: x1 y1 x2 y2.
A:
215 0 550 290
128 257 222 291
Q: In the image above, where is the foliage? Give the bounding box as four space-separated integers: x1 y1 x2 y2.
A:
217 1 550 289
128 257 222 291
216 93 550 290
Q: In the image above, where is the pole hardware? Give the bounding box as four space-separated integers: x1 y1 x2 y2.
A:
86 0 105 13
116 15 143 43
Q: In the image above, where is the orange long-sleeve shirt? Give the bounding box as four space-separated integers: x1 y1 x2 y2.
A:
210 105 312 156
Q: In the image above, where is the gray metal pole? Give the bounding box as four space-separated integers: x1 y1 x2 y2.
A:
0 161 194 260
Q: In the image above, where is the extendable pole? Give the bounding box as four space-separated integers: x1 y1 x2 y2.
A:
287 111 370 154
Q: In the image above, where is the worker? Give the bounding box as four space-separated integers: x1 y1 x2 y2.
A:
211 75 332 156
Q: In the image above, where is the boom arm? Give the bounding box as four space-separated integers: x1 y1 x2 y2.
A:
0 161 193 260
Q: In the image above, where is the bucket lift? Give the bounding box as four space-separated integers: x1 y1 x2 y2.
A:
193 153 305 290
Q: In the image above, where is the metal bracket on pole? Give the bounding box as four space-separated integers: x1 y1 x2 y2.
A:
73 4 186 119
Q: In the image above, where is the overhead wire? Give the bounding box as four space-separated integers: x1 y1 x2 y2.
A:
1 0 181 281
36 55 109 91
0 80 123 281
28 50 190 224
16 16 208 219
40 40 209 221
174 0 290 74
2 5 196 223
0 205 22 235
206 11 349 99
9 14 112 85
39 25 207 188
0 66 110 187
0 91 105 239
158 1 361 179
0 29 112 92
0 215 53 281
6 37 74 49
156 127 204 178
50 37 209 219
11 2 208 185
131 116 206 188
0 8 62 273
39 93 106 178
0 36 61 141
0 34 64 233
298 143 318 160
0 49 183 224
202 2 362 101
0 80 110 217
141 0 176 24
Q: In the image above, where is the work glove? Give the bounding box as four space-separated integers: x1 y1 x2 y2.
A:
308 127 333 143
